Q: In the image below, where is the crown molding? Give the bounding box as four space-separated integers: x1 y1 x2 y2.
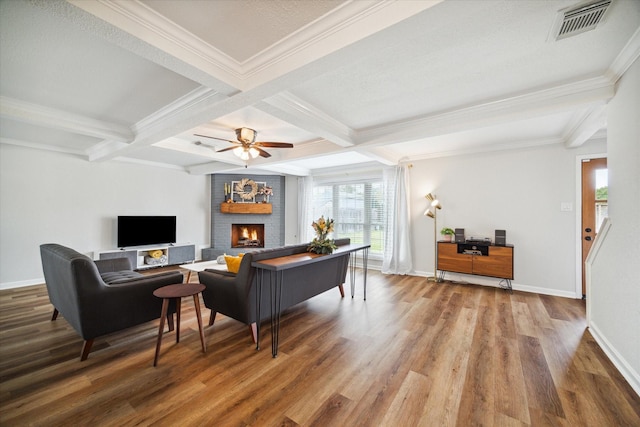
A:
606 26 640 83
0 96 133 142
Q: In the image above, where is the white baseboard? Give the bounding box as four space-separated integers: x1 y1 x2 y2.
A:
0 277 44 291
407 270 578 298
589 321 640 397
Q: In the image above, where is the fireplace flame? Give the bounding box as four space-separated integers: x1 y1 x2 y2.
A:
240 227 258 241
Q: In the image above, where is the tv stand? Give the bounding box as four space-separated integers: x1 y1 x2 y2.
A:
97 243 195 270
437 242 514 291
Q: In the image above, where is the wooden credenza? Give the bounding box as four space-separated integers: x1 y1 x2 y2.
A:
437 242 514 288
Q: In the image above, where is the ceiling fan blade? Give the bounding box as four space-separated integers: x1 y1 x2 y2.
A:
256 147 271 158
194 141 216 149
254 141 294 148
194 133 237 144
216 146 238 153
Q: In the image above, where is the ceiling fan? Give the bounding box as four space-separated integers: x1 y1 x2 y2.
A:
194 127 293 160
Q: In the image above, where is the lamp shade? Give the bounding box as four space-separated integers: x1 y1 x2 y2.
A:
425 193 441 209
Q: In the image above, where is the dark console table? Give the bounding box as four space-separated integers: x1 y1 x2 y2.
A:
252 243 370 357
437 242 514 291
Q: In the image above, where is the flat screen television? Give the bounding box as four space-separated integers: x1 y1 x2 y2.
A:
117 216 176 248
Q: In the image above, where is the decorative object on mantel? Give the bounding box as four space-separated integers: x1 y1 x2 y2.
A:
308 216 337 254
424 193 443 282
440 227 454 242
235 178 259 201
228 178 272 203
262 186 273 203
220 178 274 214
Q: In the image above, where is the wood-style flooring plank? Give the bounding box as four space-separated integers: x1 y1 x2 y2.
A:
1 271 638 426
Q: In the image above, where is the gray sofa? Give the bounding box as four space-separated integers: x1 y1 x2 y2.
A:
198 239 351 342
40 243 184 360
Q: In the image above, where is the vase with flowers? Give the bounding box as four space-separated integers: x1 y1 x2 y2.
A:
307 216 338 254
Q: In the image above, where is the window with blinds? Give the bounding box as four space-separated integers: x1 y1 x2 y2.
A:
310 176 384 257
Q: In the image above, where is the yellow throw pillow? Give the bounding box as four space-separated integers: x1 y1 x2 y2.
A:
224 254 244 274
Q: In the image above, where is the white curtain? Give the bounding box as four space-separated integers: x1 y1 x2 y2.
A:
381 165 413 274
297 176 314 244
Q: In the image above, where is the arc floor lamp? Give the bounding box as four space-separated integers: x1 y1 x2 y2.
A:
424 193 442 282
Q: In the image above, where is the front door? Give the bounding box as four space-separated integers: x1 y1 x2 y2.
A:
581 157 608 298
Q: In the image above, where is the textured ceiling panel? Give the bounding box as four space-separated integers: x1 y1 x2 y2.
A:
0 0 200 125
140 0 345 62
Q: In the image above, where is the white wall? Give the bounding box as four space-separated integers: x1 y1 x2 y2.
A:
284 175 299 245
0 144 210 288
409 141 606 297
590 57 640 394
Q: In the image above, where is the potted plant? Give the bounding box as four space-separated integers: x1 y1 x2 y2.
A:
440 227 455 242
308 216 338 254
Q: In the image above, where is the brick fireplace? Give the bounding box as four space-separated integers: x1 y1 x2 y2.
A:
202 174 285 260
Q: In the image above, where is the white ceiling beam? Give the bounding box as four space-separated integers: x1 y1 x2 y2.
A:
256 92 354 148
563 104 608 148
87 140 131 162
88 87 229 161
0 96 133 142
355 76 616 148
355 146 401 166
0 136 85 156
407 137 564 162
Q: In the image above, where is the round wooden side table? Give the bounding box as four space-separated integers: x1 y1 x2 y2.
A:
153 283 206 366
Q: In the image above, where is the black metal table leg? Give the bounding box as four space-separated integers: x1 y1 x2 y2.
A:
256 269 262 351
350 252 357 298
362 247 368 300
270 270 283 357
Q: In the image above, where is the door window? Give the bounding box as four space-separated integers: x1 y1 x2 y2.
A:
595 169 608 233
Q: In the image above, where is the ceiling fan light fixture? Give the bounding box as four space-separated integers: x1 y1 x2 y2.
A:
248 147 260 158
233 146 244 157
236 127 256 144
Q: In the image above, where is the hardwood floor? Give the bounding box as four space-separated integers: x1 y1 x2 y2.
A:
1 270 638 426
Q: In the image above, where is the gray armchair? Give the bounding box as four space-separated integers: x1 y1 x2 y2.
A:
40 243 184 361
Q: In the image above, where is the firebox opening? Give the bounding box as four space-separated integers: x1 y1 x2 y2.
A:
231 224 265 248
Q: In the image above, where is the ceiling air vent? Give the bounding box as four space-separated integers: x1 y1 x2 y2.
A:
556 0 612 40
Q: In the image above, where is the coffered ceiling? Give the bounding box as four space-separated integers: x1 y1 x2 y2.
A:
1 0 638 176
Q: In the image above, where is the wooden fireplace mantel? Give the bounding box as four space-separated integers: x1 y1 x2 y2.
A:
220 203 272 214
